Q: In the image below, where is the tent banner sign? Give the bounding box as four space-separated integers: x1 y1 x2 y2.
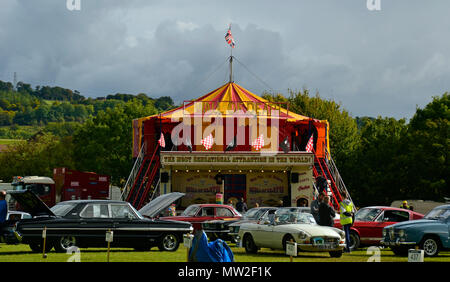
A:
161 153 314 167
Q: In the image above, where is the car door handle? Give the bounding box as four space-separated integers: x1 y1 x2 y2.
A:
80 222 87 225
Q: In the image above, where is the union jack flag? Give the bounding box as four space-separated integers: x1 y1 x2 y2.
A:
158 132 165 148
305 135 314 152
225 25 235 48
252 134 265 150
201 133 214 150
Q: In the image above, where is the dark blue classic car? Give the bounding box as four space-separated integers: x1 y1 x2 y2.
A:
381 204 450 256
10 190 192 253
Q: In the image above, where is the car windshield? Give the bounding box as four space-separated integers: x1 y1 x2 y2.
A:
182 205 200 216
274 209 316 225
51 203 76 217
355 208 382 221
425 207 450 220
243 208 265 219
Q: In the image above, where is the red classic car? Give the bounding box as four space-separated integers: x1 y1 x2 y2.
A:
160 204 242 230
333 206 424 250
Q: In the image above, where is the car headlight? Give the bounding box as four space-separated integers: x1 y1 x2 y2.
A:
389 228 394 237
298 231 309 240
338 230 345 240
382 228 387 237
398 229 405 237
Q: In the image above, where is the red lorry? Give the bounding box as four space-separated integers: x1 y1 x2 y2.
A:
11 168 111 208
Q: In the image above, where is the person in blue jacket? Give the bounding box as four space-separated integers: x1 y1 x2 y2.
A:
0 190 8 244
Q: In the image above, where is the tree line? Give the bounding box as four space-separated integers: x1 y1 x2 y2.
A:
0 79 174 128
263 90 449 206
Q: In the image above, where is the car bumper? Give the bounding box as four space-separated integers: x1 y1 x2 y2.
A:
297 243 346 252
203 230 229 234
380 239 416 246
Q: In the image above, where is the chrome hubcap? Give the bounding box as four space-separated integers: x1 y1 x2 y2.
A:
423 239 437 255
163 235 177 250
60 236 76 249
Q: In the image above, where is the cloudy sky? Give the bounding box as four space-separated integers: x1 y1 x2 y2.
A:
0 0 449 119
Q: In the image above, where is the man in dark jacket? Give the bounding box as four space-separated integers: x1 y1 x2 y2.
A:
235 198 248 213
310 193 324 223
315 175 328 195
318 196 335 227
0 190 7 244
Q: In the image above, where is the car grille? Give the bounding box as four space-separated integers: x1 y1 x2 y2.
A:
312 237 339 245
384 229 402 241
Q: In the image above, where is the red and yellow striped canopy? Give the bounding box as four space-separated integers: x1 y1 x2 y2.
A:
139 82 310 122
133 82 330 157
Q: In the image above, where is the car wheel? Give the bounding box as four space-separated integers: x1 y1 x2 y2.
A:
158 233 180 252
243 234 258 254
349 231 360 250
29 242 53 253
54 236 77 253
420 236 441 257
329 250 343 258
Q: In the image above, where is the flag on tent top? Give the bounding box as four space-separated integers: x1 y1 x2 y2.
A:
158 132 165 148
305 135 314 152
225 25 235 48
252 134 264 150
201 133 214 150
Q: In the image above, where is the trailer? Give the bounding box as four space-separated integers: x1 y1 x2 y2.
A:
9 168 112 209
53 167 110 202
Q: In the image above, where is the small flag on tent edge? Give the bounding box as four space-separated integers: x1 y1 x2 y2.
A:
305 135 314 152
158 132 165 148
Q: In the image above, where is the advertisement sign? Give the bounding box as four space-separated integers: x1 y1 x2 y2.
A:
247 172 287 207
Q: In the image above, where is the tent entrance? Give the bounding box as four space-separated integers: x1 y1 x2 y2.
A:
224 174 246 204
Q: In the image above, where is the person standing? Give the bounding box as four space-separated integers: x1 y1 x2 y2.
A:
400 200 410 210
315 175 328 195
339 194 354 253
310 193 324 223
0 190 7 244
235 197 248 213
318 196 335 227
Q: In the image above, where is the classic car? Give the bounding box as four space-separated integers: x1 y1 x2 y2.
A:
333 206 424 250
230 207 315 242
381 204 450 257
0 211 32 244
238 207 346 257
10 190 192 253
160 203 242 231
202 207 278 242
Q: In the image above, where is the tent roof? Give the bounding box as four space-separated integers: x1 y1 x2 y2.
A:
139 82 313 123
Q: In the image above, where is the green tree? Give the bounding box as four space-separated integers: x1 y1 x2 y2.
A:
72 99 158 185
403 93 449 201
0 133 75 181
348 117 409 206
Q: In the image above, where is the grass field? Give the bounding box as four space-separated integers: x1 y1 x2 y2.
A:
1 243 449 263
0 139 23 145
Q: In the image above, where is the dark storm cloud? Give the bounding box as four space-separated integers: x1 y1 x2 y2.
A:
0 0 449 119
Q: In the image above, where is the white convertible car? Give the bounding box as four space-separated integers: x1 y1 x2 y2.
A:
237 207 346 257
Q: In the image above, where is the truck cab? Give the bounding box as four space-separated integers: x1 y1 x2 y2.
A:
12 176 56 207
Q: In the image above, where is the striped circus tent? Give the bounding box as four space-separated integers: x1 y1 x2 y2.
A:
133 82 330 157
